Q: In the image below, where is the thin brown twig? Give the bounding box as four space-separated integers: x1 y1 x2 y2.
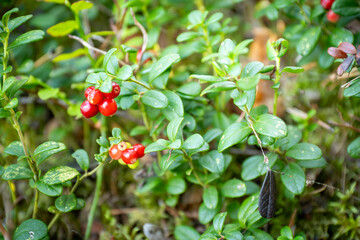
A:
68 34 106 55
130 8 148 66
0 222 11 240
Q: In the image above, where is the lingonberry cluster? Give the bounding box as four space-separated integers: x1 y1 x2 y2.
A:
80 82 120 118
109 141 145 168
321 0 339 23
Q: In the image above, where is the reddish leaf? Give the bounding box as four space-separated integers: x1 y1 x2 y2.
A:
337 64 344 76
356 52 360 65
338 42 357 54
341 56 354 72
327 47 347 59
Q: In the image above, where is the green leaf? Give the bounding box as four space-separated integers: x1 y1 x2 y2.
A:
199 151 225 174
2 164 33 180
176 31 201 42
13 219 48 240
203 186 218 209
167 117 184 142
188 10 205 26
174 225 200 240
160 151 184 171
241 155 263 181
348 137 360 158
2 8 19 27
8 15 32 32
55 193 77 212
199 203 220 225
245 229 273 240
166 176 186 195
36 180 62 196
296 26 321 56
254 114 287 138
237 74 260 90
34 141 66 165
332 0 360 16
280 226 293 239
8 30 43 50
4 141 25 158
104 49 120 75
281 66 304 74
281 163 305 195
161 90 184 121
177 82 201 97
38 88 59 100
219 39 235 56
141 90 168 109
242 62 264 77
297 157 326 168
213 212 227 235
182 134 205 150
218 122 251 152
204 128 223 143
71 1 93 13
47 20 77 37
238 194 260 229
43 166 80 185
144 139 170 153
116 65 133 80
344 77 360 98
72 149 89 171
74 198 86 210
149 54 180 82
330 28 354 47
53 48 87 62
221 179 246 198
234 39 254 56
5 78 28 98
4 97 18 109
205 12 223 26
286 143 322 160
201 81 236 96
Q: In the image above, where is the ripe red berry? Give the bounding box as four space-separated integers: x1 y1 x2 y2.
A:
133 144 145 158
121 149 137 164
327 10 339 23
321 0 335 9
109 144 123 160
103 82 121 99
85 86 94 99
98 99 117 116
80 100 99 118
86 88 104 105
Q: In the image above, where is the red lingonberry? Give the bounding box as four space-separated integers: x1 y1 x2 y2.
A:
109 144 123 160
321 0 335 9
103 82 121 99
80 100 99 118
133 144 145 158
85 86 94 99
121 149 137 164
99 99 117 116
86 88 104 105
327 10 339 23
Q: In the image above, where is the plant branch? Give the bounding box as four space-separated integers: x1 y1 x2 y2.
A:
68 34 106 55
181 149 205 187
130 8 148 67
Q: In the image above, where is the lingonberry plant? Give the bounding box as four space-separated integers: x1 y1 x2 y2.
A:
1 0 360 239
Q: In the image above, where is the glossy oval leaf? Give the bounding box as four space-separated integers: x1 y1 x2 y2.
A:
34 141 66 165
55 193 77 212
296 26 321 56
174 225 200 240
203 186 218 209
149 53 180 82
161 90 184 120
280 163 305 195
8 30 44 50
4 141 25 158
141 90 169 109
182 134 205 150
166 176 186 195
286 143 322 160
347 137 360 158
43 166 80 185
199 150 225 174
36 180 62 196
167 117 184 142
221 179 246 198
2 164 33 180
13 219 48 240
71 149 89 171
254 114 287 138
47 20 77 37
218 122 252 152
